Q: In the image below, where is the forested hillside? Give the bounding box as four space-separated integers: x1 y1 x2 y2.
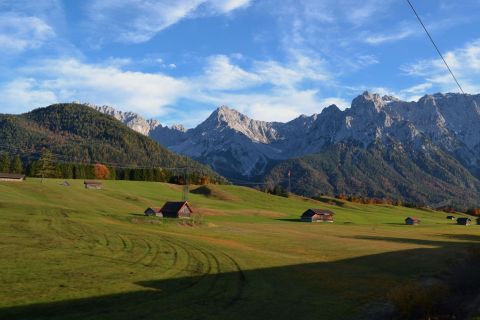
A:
264 142 480 209
0 104 227 183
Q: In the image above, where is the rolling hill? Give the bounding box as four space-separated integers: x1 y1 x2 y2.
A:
0 103 226 183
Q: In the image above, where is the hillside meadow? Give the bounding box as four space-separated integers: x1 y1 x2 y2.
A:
1 179 480 319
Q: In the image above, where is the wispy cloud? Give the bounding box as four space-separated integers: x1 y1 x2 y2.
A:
85 0 252 44
0 13 55 53
365 28 415 45
401 38 480 93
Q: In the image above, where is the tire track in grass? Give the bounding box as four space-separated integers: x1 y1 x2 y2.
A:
222 252 246 307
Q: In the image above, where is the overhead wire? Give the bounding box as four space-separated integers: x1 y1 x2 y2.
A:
406 0 465 94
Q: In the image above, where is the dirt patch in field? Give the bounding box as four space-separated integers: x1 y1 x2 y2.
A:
190 185 240 201
194 207 227 216
233 209 286 218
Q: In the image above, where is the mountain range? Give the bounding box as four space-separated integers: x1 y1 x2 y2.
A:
93 91 480 207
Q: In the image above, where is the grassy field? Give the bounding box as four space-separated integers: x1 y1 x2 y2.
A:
0 179 479 319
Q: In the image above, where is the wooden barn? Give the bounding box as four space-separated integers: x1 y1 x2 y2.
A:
0 173 25 182
405 217 420 225
144 207 162 217
160 201 193 218
446 215 456 220
84 180 102 189
457 217 472 226
300 209 334 222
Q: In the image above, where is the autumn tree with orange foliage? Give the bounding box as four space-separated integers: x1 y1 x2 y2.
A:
94 164 110 179
467 208 480 216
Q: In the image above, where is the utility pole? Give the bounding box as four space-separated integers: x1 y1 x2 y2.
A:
288 170 291 195
183 157 189 202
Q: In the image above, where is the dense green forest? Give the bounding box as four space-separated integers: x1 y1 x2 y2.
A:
0 151 211 184
0 103 227 184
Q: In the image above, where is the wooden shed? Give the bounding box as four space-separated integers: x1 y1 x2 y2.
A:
446 215 456 220
0 173 25 182
300 209 334 222
144 207 163 217
457 217 472 226
160 201 193 218
405 217 420 225
84 180 102 189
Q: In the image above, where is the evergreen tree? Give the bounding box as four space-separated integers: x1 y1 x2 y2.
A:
36 149 56 181
0 154 10 173
108 167 116 180
10 155 23 173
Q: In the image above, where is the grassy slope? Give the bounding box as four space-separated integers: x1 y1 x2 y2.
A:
0 179 479 319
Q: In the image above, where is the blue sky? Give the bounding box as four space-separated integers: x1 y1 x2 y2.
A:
0 0 479 127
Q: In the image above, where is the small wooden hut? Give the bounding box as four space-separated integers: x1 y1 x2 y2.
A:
144 207 163 217
0 173 25 182
300 209 334 222
446 215 456 220
160 201 193 218
457 217 472 226
84 180 102 189
405 217 420 225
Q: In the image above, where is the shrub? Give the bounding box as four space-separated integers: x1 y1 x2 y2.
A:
387 281 449 319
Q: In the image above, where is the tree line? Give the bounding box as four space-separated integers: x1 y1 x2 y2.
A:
0 151 213 185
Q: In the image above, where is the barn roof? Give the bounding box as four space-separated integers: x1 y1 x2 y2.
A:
301 209 335 217
405 217 420 222
457 217 472 222
160 201 192 214
0 173 25 179
84 180 102 185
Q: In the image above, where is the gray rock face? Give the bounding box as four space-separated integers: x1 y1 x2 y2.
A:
90 92 480 181
88 103 188 147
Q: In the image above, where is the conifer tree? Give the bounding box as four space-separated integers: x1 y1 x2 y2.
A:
0 154 10 173
36 149 56 182
10 155 23 173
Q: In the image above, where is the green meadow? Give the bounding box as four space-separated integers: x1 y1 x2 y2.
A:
0 179 479 319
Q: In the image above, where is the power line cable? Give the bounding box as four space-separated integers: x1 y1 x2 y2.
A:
406 0 465 94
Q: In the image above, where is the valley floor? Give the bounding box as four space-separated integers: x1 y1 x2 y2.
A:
0 179 479 319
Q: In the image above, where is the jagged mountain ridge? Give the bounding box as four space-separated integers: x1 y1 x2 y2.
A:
93 92 480 178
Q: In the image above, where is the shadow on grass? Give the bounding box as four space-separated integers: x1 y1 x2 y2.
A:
275 218 302 222
1 236 479 320
384 222 408 226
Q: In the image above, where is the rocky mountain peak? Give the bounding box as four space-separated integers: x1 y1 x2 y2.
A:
197 106 279 143
169 124 186 132
350 91 388 113
87 103 162 136
321 104 341 115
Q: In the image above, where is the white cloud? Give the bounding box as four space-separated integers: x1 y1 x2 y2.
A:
86 0 252 44
8 59 189 116
0 13 55 52
365 28 415 45
0 78 57 114
201 55 262 90
402 39 480 93
207 0 251 13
